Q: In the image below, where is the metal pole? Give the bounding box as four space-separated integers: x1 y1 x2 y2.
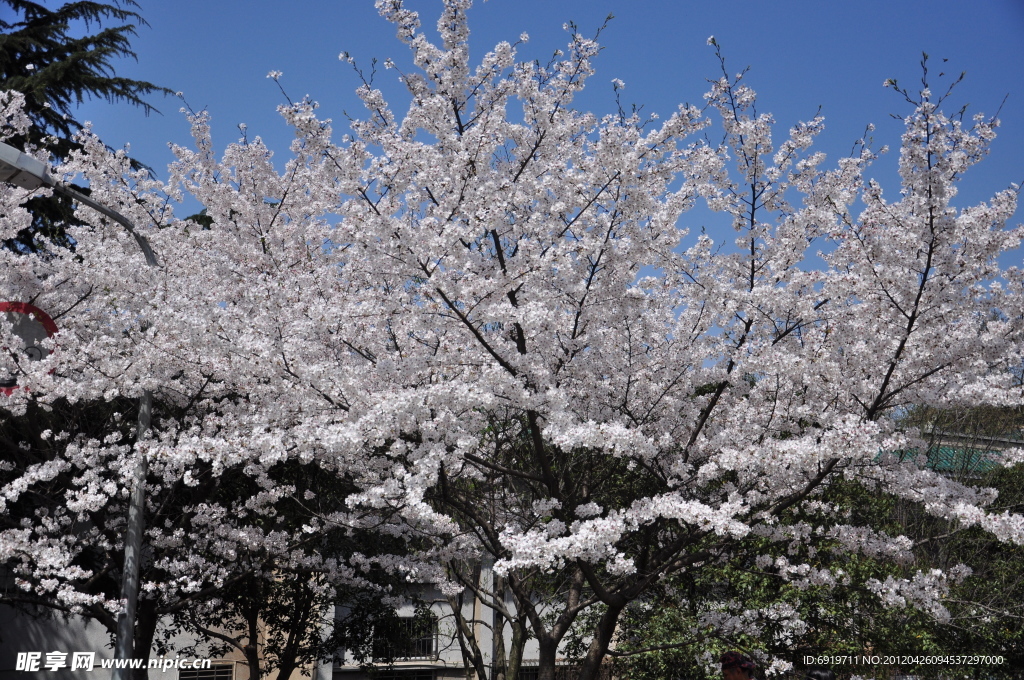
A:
113 388 151 678
52 183 158 267
50 182 157 680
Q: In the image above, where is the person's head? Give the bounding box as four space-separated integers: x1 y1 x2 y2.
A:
804 669 835 680
720 651 756 680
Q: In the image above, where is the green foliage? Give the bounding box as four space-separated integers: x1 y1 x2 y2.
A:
610 474 1024 680
0 0 172 252
0 0 169 149
903 403 1024 442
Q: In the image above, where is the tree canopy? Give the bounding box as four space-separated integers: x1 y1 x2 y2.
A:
1 1 1023 678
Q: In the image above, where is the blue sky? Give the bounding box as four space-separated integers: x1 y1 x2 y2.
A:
66 0 1024 233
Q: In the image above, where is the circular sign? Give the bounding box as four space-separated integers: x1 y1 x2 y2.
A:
1 301 58 395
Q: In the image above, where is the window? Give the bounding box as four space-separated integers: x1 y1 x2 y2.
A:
178 662 234 680
371 613 438 661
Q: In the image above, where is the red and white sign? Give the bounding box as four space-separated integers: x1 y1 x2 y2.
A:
1 301 58 395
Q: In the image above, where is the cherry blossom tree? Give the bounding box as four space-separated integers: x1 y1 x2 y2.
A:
0 89 421 678
2 1 1023 678
318 8 1021 678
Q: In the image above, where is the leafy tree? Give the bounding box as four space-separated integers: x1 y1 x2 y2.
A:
609 407 1024 680
0 0 171 252
610 476 1023 680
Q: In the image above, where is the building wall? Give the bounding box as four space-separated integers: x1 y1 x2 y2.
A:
332 578 550 680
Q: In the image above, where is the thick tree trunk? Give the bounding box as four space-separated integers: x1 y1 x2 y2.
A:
130 597 159 680
493 606 507 680
274 582 314 680
505 619 526 680
244 603 262 680
535 636 559 680
575 604 623 680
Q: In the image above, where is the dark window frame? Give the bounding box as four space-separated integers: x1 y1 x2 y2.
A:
177 661 235 680
371 613 439 661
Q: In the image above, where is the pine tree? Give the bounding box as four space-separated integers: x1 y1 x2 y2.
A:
0 0 171 252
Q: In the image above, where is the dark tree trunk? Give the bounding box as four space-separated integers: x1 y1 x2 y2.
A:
575 604 623 680
493 605 507 680
274 582 313 680
130 597 159 680
244 601 262 680
505 618 527 680
536 636 559 680
446 591 490 680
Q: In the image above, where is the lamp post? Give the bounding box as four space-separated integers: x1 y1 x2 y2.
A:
1 141 156 679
